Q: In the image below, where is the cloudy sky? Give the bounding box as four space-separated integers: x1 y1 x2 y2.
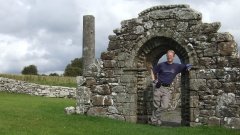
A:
0 0 239 75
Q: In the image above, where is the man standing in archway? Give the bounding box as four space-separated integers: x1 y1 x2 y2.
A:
149 50 191 126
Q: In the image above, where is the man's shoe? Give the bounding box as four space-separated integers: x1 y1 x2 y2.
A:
148 117 162 126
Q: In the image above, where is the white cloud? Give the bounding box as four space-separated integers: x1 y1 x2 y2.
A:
0 0 239 74
0 34 41 73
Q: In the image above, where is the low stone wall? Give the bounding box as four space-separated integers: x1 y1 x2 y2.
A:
0 77 76 98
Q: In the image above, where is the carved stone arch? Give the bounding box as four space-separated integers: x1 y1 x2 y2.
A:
133 29 198 70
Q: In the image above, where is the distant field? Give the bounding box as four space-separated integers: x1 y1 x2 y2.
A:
0 74 77 87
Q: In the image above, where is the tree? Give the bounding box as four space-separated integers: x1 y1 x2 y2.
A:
64 58 83 77
49 73 59 76
21 64 38 75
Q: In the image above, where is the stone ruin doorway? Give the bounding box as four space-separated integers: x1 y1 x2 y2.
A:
77 4 240 129
135 36 190 126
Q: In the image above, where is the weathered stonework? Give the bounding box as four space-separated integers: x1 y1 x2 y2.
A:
0 77 76 98
77 4 240 129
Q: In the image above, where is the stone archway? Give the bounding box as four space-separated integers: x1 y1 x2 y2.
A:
135 36 192 125
77 4 240 129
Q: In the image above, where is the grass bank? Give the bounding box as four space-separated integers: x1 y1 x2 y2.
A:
0 74 76 87
0 92 239 135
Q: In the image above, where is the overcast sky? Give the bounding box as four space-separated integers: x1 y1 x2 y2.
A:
0 0 239 75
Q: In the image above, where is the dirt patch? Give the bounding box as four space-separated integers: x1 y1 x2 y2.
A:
161 108 181 127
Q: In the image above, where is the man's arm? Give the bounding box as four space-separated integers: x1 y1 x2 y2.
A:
151 69 158 83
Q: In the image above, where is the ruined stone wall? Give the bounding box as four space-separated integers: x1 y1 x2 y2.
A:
0 77 76 98
77 4 240 129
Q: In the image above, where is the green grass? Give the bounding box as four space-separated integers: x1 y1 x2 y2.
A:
0 92 239 135
0 74 76 87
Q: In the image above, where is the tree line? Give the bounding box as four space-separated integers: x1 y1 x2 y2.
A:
21 58 83 77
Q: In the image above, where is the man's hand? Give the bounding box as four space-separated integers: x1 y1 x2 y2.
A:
186 64 191 71
152 80 158 83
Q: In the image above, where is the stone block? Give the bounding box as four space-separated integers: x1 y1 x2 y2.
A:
108 35 117 41
190 91 198 96
87 107 107 116
99 77 118 84
117 61 125 68
123 103 137 116
104 96 113 106
76 76 85 86
189 79 206 91
64 106 75 115
203 46 217 57
76 86 90 104
222 83 236 93
201 22 221 34
216 93 237 117
201 95 216 100
207 116 221 126
215 69 225 79
199 85 212 95
120 75 137 83
216 106 237 117
224 73 238 82
115 103 124 114
108 41 119 50
133 26 144 34
92 95 104 106
199 117 208 124
216 57 229 68
112 86 125 93
108 106 119 114
126 94 137 103
103 60 116 68
227 57 240 66
76 106 84 114
207 79 222 89
144 21 153 29
104 70 114 78
118 52 129 61
86 78 96 86
116 93 127 103
92 95 113 106
190 108 200 122
189 122 202 127
91 84 111 95
59 91 69 97
108 114 125 121
126 83 137 94
203 100 216 105
200 110 215 117
218 41 237 56
101 51 115 60
125 115 137 123
114 69 123 75
190 96 199 108
223 117 240 129
210 32 234 42
197 69 216 79
189 70 196 79
123 35 139 41
176 22 188 32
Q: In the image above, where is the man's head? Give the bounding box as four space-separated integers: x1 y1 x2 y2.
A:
166 50 175 64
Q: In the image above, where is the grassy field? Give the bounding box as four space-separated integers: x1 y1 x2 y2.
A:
0 74 76 87
0 92 239 135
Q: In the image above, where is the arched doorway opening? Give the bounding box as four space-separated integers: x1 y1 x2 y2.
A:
136 36 190 126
